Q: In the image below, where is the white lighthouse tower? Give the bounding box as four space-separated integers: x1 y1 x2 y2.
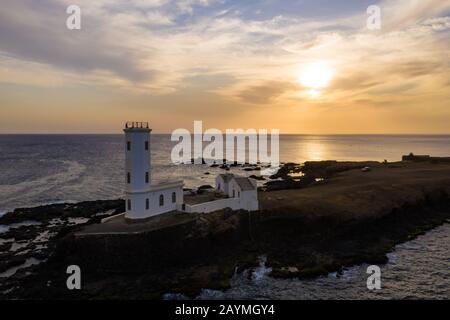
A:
124 122 184 220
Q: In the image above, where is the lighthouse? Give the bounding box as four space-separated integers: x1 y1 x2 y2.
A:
123 122 184 220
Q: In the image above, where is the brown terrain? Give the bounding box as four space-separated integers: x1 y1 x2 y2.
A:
260 161 450 220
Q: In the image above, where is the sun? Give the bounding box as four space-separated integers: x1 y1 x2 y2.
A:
298 62 334 97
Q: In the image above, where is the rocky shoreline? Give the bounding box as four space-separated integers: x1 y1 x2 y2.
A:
1 160 450 299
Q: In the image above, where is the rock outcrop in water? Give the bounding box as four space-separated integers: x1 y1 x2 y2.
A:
1 160 450 299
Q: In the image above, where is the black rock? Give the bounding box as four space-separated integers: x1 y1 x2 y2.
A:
198 185 214 190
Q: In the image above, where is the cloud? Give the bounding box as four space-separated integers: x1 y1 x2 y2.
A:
422 17 450 31
237 81 299 104
0 0 449 103
0 0 157 84
145 11 174 25
380 0 450 30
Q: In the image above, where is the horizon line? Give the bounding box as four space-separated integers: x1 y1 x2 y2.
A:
1 132 450 136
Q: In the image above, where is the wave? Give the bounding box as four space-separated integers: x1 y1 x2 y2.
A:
0 160 86 211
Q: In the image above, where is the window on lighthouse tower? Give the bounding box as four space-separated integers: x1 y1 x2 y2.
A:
127 141 131 151
145 141 149 150
145 172 149 183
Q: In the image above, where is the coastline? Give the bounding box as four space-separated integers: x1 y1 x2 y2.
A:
1 159 450 299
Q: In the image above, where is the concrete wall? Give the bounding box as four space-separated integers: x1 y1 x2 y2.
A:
183 197 240 214
125 186 183 219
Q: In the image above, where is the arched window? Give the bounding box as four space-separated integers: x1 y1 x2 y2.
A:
127 199 131 211
145 198 149 210
159 194 164 207
172 192 176 203
145 172 149 183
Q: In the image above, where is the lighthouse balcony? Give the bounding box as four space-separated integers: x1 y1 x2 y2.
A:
125 121 149 129
124 121 151 132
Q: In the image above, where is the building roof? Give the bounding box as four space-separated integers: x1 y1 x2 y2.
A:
218 173 235 183
233 177 256 191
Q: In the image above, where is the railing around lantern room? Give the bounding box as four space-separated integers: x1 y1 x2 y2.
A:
125 122 149 129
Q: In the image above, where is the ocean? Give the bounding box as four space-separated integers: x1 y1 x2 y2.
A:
0 134 449 299
1 134 450 213
194 223 450 300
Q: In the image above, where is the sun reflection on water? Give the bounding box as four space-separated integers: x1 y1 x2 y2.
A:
301 139 328 161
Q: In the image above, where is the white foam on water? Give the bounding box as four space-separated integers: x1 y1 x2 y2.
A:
0 220 42 234
33 230 56 243
94 209 116 217
252 255 272 281
0 225 9 234
197 289 224 300
0 238 14 245
261 166 280 177
10 241 29 252
67 217 90 225
48 218 64 227
0 160 86 208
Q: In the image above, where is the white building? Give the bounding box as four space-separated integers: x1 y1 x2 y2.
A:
217 174 259 211
215 174 234 195
123 122 259 221
230 176 259 211
124 122 184 220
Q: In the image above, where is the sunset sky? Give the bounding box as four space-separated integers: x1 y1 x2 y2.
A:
0 0 449 134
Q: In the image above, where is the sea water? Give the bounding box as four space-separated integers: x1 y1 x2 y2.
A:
1 134 450 212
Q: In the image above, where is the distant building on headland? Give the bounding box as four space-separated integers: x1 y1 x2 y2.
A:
402 153 431 162
123 122 258 220
402 153 450 163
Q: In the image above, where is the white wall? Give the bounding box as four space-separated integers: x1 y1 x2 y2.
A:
183 191 258 213
228 179 239 198
215 176 231 195
227 179 259 211
183 198 240 214
125 186 183 219
124 128 151 193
